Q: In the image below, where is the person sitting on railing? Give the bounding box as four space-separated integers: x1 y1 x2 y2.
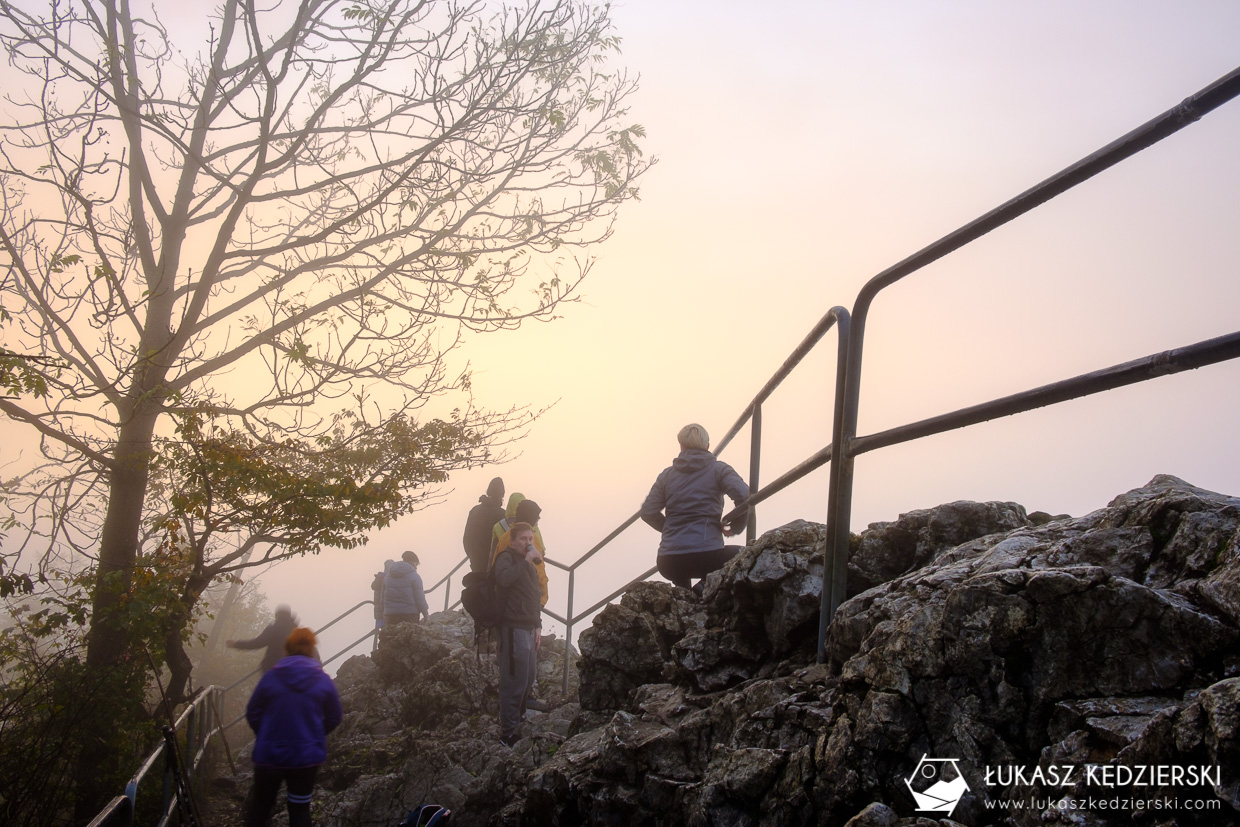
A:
641 423 750 592
244 627 342 827
226 605 298 673
463 476 506 572
383 550 429 626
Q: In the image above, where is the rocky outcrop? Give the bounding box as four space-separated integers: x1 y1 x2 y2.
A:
209 612 581 825
847 500 1031 596
219 475 1240 826
517 476 1240 825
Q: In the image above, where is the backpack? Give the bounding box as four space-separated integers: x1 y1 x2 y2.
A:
460 566 503 630
400 804 451 826
371 571 385 619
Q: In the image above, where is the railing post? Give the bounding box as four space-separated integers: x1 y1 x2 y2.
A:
184 704 196 788
813 65 1240 665
747 403 761 545
561 567 576 696
818 309 852 662
160 740 174 822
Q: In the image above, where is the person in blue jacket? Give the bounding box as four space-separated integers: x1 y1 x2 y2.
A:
245 627 342 827
641 423 750 590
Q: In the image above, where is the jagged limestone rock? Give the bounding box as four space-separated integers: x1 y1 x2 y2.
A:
299 611 579 826
513 476 1240 825
849 500 1031 596
221 476 1240 827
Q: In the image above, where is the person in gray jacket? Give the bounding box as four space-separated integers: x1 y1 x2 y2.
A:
493 521 542 746
641 423 750 590
382 551 429 626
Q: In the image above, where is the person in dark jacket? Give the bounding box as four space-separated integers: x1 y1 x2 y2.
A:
492 521 542 746
245 627 342 827
640 423 750 590
383 551 429 625
490 498 549 607
226 605 298 673
463 477 506 572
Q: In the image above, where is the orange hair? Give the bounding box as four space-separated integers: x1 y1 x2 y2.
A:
284 627 317 657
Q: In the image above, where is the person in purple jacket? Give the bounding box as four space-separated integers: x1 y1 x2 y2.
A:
641 423 750 591
245 627 342 827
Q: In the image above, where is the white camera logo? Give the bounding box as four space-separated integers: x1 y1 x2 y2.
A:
904 754 969 817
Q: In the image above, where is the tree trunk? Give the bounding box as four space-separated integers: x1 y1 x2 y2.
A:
165 573 212 703
75 413 160 821
164 626 196 707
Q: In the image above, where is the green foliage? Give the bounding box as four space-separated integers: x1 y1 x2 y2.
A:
154 407 489 554
0 538 35 599
0 569 34 597
0 531 220 824
0 348 55 399
0 580 158 827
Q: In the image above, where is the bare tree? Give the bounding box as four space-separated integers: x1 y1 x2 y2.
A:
0 0 647 811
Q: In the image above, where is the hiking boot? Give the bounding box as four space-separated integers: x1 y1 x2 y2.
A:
500 732 520 747
525 697 549 712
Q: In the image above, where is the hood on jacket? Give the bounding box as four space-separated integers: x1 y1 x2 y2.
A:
385 559 416 579
269 655 325 693
515 498 541 525
505 492 526 518
672 449 715 474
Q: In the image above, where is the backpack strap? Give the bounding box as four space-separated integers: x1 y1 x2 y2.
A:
421 804 451 826
402 804 451 826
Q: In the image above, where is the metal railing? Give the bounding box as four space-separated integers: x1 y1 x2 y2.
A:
216 599 380 733
417 63 1240 688
818 62 1240 651
86 687 222 827
90 65 1240 824
90 600 383 826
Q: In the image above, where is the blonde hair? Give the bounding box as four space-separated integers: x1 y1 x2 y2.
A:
677 423 710 451
284 627 317 657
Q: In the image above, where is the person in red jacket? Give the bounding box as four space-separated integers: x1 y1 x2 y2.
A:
245 627 342 827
